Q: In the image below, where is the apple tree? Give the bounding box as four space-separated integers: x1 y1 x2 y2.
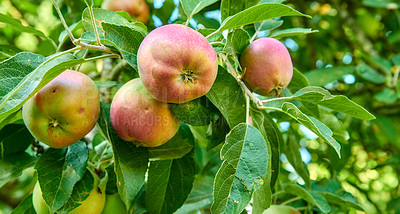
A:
0 0 397 213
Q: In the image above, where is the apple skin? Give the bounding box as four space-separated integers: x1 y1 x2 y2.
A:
22 69 100 148
110 78 180 147
137 24 218 103
240 37 293 96
103 0 150 24
32 182 50 214
32 180 105 214
263 205 300 214
102 194 127 214
69 184 105 214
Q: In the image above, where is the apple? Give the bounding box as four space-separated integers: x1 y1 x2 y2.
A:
32 182 50 214
79 61 98 75
102 193 127 214
32 179 105 214
103 0 150 24
137 24 218 103
240 37 293 96
110 78 180 147
69 183 105 214
263 205 300 214
22 69 100 148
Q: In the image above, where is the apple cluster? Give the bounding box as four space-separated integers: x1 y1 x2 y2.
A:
21 27 293 150
110 24 218 147
21 5 293 214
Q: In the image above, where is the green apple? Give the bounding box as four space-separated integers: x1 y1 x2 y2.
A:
263 205 300 214
32 179 105 214
102 194 127 214
32 182 50 214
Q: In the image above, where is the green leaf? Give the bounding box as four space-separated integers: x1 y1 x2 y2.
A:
82 8 147 36
58 21 83 47
281 102 341 157
94 80 119 88
148 123 194 160
181 0 219 19
287 67 310 93
129 186 147 214
224 29 251 55
250 109 281 189
0 44 22 59
392 54 400 65
216 3 310 35
289 86 375 120
113 133 148 209
35 142 88 212
284 184 331 213
99 102 149 209
254 19 283 33
105 164 118 195
206 116 231 150
271 28 318 38
211 123 269 214
175 198 213 214
103 22 145 67
321 192 364 211
356 64 385 84
206 66 246 129
305 66 355 86
0 110 22 130
0 52 84 123
250 109 283 213
320 112 349 143
57 171 94 214
0 152 37 188
0 124 34 158
374 88 397 104
363 0 400 8
170 97 219 126
220 0 261 22
285 132 311 188
146 152 196 214
10 194 35 214
186 175 214 202
0 13 50 41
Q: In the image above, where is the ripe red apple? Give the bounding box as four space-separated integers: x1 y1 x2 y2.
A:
103 0 150 24
240 37 293 96
33 180 105 214
110 78 180 147
22 69 100 148
137 24 218 103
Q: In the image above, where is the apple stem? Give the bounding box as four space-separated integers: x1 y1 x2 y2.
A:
51 0 75 44
245 93 250 125
219 53 263 107
261 97 292 104
51 0 122 57
84 1 103 46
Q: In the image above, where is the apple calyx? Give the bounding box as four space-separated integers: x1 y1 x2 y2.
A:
272 85 284 96
49 119 60 129
181 70 196 84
